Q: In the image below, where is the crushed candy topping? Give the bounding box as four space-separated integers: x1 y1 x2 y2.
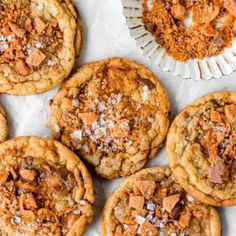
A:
0 157 83 235
60 64 158 157
0 0 63 75
112 175 207 236
143 0 236 61
184 100 236 187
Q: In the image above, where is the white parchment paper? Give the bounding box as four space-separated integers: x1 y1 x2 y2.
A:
0 0 235 235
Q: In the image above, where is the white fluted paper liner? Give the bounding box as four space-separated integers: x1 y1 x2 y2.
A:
122 0 236 80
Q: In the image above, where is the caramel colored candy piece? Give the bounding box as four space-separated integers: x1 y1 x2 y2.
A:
129 195 144 210
122 225 137 236
18 193 37 210
179 210 192 229
0 171 9 185
78 113 98 126
140 221 158 236
224 0 236 17
171 4 186 20
13 60 31 76
133 180 156 199
210 110 222 123
19 169 37 182
114 225 122 236
9 22 26 37
225 104 236 123
26 49 46 67
192 4 219 24
163 194 180 213
34 17 47 34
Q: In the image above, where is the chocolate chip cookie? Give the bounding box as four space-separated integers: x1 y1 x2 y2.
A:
0 0 82 95
0 136 94 235
102 167 221 236
50 57 169 179
167 92 236 206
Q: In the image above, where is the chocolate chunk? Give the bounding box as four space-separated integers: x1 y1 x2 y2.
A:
137 77 155 89
209 158 225 184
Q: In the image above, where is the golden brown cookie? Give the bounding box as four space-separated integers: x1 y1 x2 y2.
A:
0 0 82 95
0 104 7 143
102 167 221 236
0 136 94 235
50 57 169 179
167 92 236 206
61 0 83 58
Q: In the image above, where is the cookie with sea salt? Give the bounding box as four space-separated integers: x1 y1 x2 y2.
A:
0 104 8 142
50 57 169 179
0 0 82 95
102 167 221 236
167 92 236 206
0 136 94 235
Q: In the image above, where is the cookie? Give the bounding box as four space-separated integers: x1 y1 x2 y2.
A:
143 0 236 61
0 0 82 95
0 104 8 143
167 92 236 206
50 57 169 179
102 167 221 236
0 136 94 235
61 0 83 58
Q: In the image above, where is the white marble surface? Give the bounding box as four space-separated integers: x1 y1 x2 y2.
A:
0 0 235 235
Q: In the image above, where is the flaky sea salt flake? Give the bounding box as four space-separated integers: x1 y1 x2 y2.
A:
37 3 44 11
0 44 8 52
146 214 154 221
3 71 9 77
123 224 128 230
73 208 81 215
141 85 150 101
146 200 155 211
170 233 177 236
135 215 146 225
121 122 129 128
47 59 56 66
148 116 154 123
71 130 82 140
54 124 60 133
79 200 86 205
35 42 44 49
72 99 79 107
186 195 194 203
98 102 106 112
14 216 22 224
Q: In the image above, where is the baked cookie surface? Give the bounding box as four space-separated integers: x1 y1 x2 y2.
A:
0 0 81 95
61 0 83 59
50 57 169 179
102 167 221 236
0 136 94 235
0 104 8 142
167 92 236 206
